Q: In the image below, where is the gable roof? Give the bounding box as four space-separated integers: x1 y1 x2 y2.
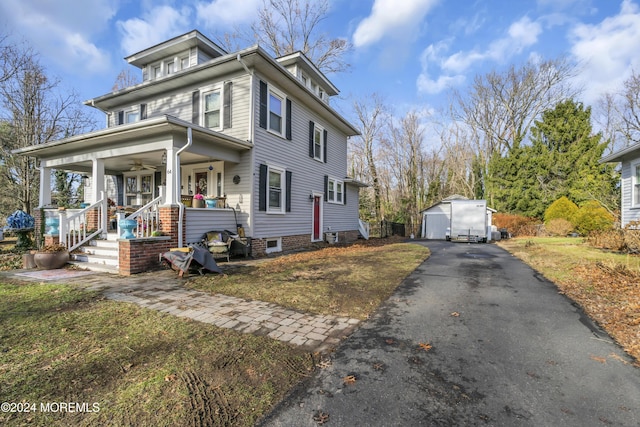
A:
600 142 640 163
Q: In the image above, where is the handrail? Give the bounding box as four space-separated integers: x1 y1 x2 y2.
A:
119 194 163 238
58 191 107 252
358 219 370 240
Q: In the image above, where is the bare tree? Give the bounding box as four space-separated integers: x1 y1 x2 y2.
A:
350 94 388 222
112 68 140 91
223 0 351 73
0 50 95 215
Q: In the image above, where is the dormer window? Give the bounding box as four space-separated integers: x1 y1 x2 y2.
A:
166 60 175 75
126 111 139 123
180 56 189 70
152 65 161 79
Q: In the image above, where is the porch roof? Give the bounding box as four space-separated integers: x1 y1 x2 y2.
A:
13 115 253 172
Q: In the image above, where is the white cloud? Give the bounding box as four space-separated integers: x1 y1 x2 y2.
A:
417 16 542 94
352 0 439 48
0 0 115 74
117 5 192 55
195 0 261 29
569 0 640 104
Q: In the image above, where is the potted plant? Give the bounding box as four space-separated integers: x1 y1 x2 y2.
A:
34 244 69 269
192 193 205 208
205 195 216 208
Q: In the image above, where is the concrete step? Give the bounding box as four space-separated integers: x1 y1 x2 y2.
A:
71 252 119 267
79 245 118 257
68 260 119 274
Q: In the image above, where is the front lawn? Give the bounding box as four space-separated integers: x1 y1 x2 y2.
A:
0 239 430 426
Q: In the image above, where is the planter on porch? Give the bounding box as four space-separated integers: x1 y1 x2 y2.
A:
192 196 205 208
45 217 60 235
119 219 138 239
205 198 216 208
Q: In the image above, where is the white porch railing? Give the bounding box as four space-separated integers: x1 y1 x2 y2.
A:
118 192 163 238
359 219 370 240
58 191 108 252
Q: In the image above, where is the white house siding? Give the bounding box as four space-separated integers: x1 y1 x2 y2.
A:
619 160 640 227
184 208 239 243
250 74 356 241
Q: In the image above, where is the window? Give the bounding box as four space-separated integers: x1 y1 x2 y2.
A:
313 125 324 161
204 90 221 129
180 56 190 70
265 238 282 254
327 178 344 204
152 65 161 79
634 163 640 206
269 91 283 134
259 164 291 213
126 111 139 123
268 168 284 212
166 60 175 75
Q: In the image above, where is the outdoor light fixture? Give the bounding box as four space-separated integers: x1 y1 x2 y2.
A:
161 151 167 165
81 175 90 186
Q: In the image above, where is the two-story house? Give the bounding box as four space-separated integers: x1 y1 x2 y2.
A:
16 30 367 275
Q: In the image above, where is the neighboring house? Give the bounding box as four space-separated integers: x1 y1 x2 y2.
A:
601 142 640 227
15 30 367 274
420 195 496 241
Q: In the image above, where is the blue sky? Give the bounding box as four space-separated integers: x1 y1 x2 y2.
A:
1 0 639 126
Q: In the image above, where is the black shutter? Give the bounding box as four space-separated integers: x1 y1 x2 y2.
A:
324 175 328 202
140 103 147 120
192 91 200 124
117 111 124 125
323 129 328 163
223 81 232 129
259 164 267 211
285 99 292 140
308 121 315 158
285 171 292 212
259 80 268 129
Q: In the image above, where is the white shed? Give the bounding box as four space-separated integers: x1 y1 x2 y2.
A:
421 195 496 241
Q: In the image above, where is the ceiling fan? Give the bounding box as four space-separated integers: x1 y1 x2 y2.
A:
129 160 156 171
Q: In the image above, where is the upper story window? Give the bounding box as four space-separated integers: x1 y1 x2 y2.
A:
203 89 221 129
152 65 161 79
165 60 175 75
180 56 189 70
313 124 324 161
269 91 283 134
126 111 139 123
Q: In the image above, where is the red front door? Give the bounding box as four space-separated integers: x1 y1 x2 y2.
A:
313 196 321 241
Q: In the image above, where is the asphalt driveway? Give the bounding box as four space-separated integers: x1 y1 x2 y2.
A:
260 240 640 426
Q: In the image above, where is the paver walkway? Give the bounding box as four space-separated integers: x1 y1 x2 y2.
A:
6 268 360 353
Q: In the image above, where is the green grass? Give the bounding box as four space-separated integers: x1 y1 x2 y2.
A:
0 239 430 426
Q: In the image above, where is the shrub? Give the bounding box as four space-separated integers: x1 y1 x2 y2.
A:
492 213 540 237
587 229 625 251
544 196 578 224
545 218 574 236
573 200 614 235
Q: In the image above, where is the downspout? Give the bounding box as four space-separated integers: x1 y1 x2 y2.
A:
237 53 256 238
175 127 193 247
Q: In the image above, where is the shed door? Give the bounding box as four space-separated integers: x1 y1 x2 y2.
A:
424 212 450 239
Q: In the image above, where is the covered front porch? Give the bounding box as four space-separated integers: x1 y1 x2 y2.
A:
17 116 253 274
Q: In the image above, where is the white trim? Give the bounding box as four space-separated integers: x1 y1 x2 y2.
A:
632 161 640 208
327 177 344 204
267 85 286 138
265 237 282 253
313 123 325 162
266 164 286 214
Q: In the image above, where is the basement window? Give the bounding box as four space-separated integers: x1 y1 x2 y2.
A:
265 238 282 254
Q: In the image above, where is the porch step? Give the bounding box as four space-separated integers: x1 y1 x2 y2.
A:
70 238 119 272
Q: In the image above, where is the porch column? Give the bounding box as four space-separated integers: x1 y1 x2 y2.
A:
91 158 105 203
164 147 178 205
39 166 52 207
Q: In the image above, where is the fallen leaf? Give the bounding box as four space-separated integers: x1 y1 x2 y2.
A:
313 410 329 425
343 374 357 385
419 342 432 352
450 311 460 317
590 355 607 364
385 338 395 345
164 374 177 382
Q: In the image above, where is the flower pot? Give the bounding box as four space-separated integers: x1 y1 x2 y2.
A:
34 251 69 269
119 219 138 239
192 198 205 208
205 198 216 208
45 217 60 235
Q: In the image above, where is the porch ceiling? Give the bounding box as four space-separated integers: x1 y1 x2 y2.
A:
14 116 252 173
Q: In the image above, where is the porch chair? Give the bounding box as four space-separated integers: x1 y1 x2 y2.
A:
201 230 233 262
